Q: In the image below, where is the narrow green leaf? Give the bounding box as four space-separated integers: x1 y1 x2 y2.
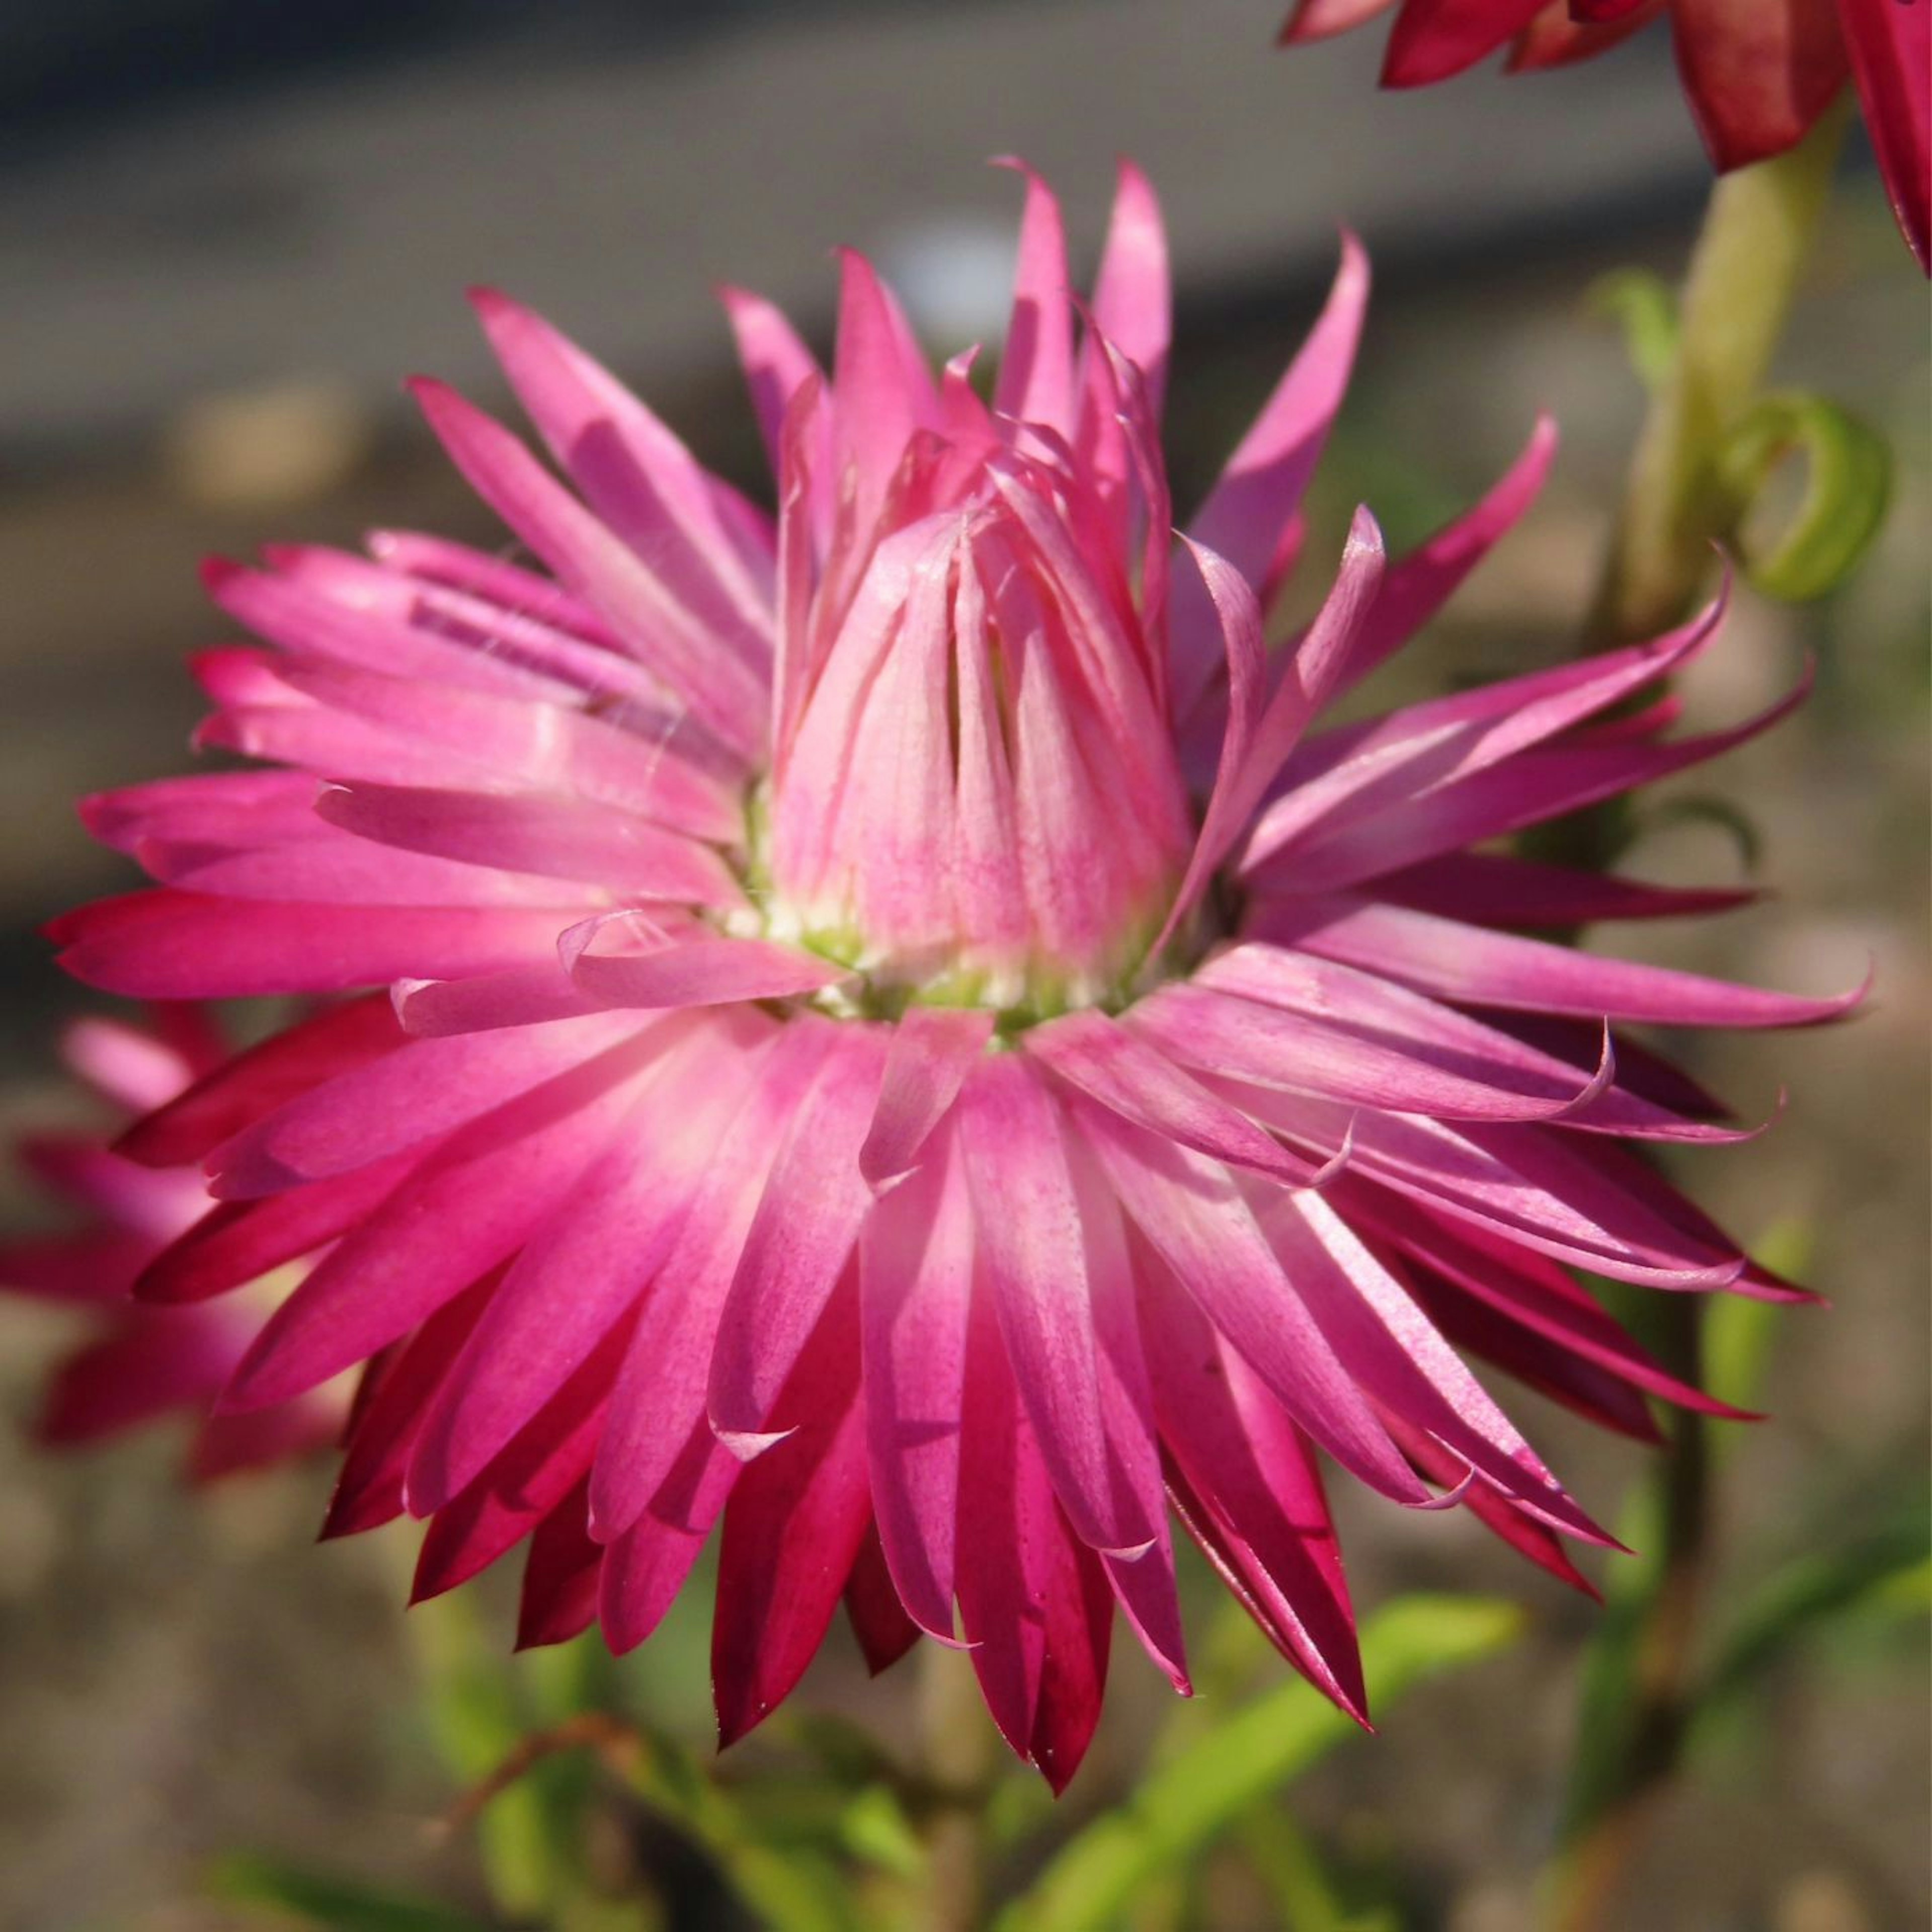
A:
1000 1596 1521 1932
1698 1513 1931 1722
610 1728 866 1932
840 1784 924 1882
1236 1809 1399 1932
1716 390 1892 602
1704 1219 1812 1458
207 1852 497 1932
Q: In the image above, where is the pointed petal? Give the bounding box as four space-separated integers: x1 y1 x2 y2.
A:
1072 1102 1436 1506
706 1029 886 1452
992 159 1077 438
712 1282 870 1745
860 1130 973 1641
957 1058 1161 1557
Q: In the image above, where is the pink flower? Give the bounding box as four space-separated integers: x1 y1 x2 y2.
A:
0 1006 346 1482
1282 0 1931 271
52 166 1854 1787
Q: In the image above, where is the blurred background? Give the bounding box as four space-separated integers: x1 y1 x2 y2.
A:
0 4 1924 1928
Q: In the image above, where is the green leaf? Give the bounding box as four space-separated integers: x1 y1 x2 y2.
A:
611 1728 866 1932
999 1596 1521 1932
1236 1810 1399 1932
1697 1512 1931 1723
207 1853 498 1932
839 1784 924 1882
1716 390 1892 602
1588 269 1680 393
408 1595 578 1918
1704 1219 1812 1451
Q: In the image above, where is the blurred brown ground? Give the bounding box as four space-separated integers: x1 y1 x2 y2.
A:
0 6 1925 1928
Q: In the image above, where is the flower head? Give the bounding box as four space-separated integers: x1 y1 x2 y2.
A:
1282 0 1931 270
0 1007 344 1481
52 165 1856 1786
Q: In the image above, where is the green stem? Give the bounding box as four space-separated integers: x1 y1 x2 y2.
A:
1589 97 1850 648
917 1643 996 1932
1545 110 1848 1932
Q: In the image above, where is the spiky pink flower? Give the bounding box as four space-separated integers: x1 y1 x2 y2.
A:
0 1007 344 1481
1283 0 1930 271
52 166 1854 1786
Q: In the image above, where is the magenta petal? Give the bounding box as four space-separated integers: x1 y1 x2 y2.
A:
569 921 849 1010
1383 0 1546 85
1025 1009 1324 1187
411 1325 623 1597
1668 0 1847 174
1389 1413 1599 1598
136 1155 419 1306
467 287 775 658
55 891 568 1001
859 1007 993 1190
324 1281 494 1539
1375 851 1757 928
706 1028 886 1452
315 783 743 908
1145 1280 1364 1719
598 1420 741 1654
409 378 767 762
1088 159 1171 422
958 1058 1161 1557
1285 899 1864 1029
405 1016 769 1511
588 1021 831 1542
516 1483 604 1650
1075 1103 1434 1508
220 1044 652 1410
712 1282 870 1745
720 283 826 478
38 1307 247 1447
1174 235 1369 716
1262 1194 1608 1543
207 1010 646 1197
859 1132 972 1641
1838 0 1930 269
1329 416 1558 704
843 1523 923 1675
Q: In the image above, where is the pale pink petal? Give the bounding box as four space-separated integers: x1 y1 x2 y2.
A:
568 917 849 1010
404 1014 772 1511
1174 235 1369 715
992 159 1078 439
588 1021 833 1541
706 1028 887 1452
957 1056 1161 1557
1088 158 1171 422
1072 1101 1436 1506
316 782 742 907
1024 1009 1324 1187
859 1130 973 1640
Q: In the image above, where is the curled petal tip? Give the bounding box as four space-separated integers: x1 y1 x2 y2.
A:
712 1422 796 1464
1409 1461 1478 1511
1304 1115 1358 1191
